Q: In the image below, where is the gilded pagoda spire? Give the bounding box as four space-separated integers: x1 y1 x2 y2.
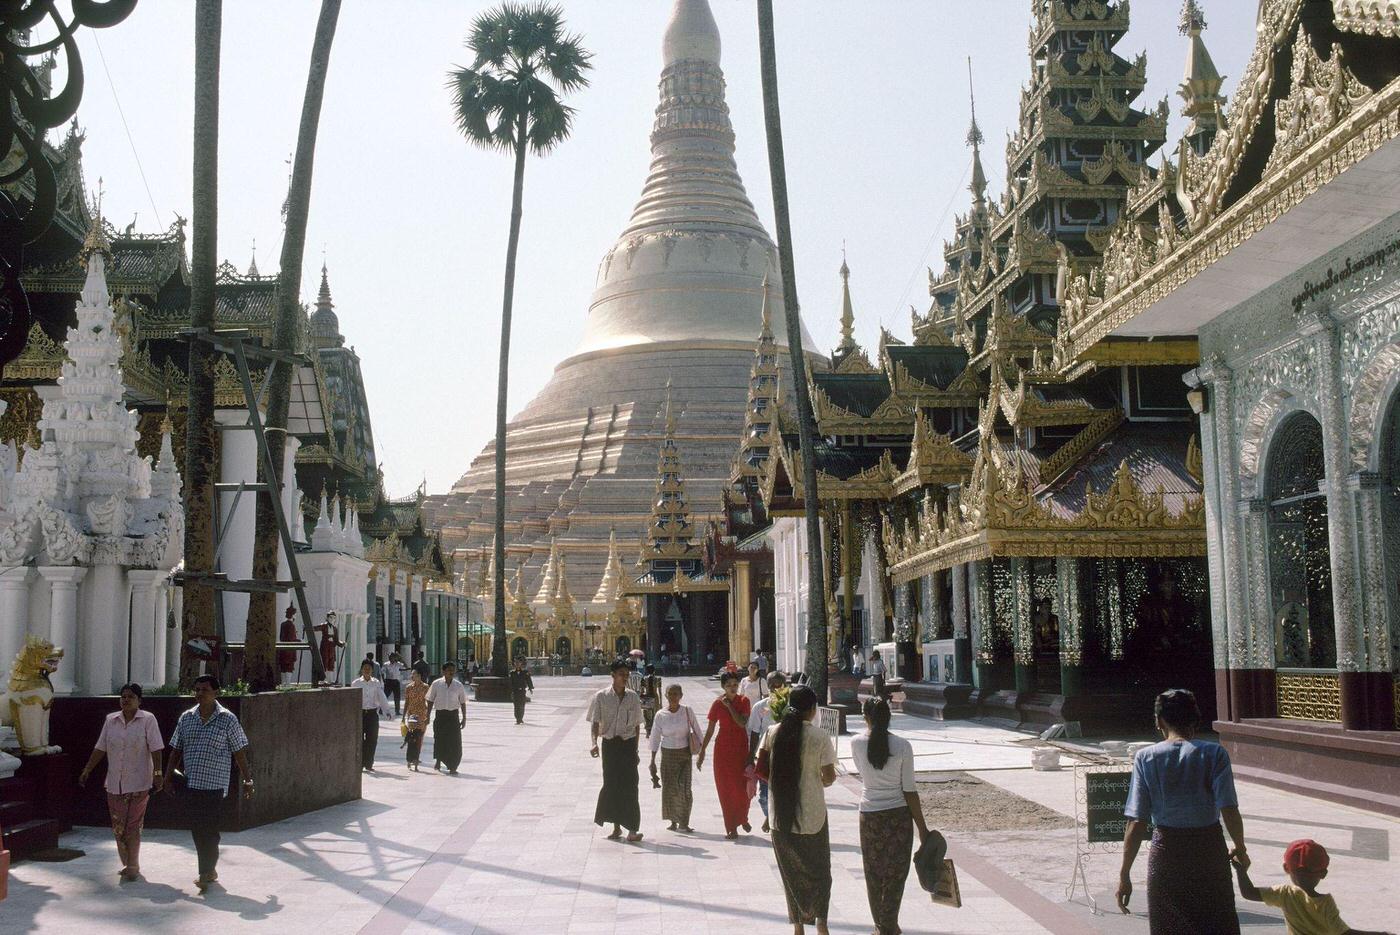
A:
966 58 987 210
552 548 577 623
731 273 781 485
1178 0 1226 154
81 186 112 268
310 261 343 346
644 381 701 561
317 262 333 310
837 250 857 352
593 526 626 605
246 239 260 277
534 537 560 605
507 560 536 627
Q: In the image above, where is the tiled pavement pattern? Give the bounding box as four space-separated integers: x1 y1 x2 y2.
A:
5 677 1398 933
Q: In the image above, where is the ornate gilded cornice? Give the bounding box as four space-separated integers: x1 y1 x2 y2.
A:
1062 25 1400 362
892 410 974 495
882 455 1205 582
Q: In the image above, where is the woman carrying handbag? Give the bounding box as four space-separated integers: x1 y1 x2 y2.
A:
648 683 703 832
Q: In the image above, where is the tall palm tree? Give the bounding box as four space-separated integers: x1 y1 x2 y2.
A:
448 2 591 681
180 0 222 689
757 0 828 702
244 0 342 693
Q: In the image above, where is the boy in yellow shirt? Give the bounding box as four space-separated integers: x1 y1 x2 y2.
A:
1233 839 1391 935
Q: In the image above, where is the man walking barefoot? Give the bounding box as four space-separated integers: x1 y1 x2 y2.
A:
508 657 534 724
426 661 468 773
162 675 253 892
588 659 644 842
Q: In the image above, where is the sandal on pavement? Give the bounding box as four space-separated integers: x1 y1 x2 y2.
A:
626 832 644 843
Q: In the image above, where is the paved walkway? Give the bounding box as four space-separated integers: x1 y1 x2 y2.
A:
5 678 1398 933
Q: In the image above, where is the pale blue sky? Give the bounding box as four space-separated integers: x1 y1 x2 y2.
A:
67 0 1259 497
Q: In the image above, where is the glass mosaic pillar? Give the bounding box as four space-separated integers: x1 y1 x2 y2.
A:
1011 557 1034 693
971 560 994 690
1055 557 1082 698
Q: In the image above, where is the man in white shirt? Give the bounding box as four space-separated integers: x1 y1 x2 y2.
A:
746 671 787 833
382 653 404 717
426 661 468 774
350 660 392 772
587 659 644 842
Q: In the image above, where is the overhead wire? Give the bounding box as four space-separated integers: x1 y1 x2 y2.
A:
91 33 164 229
890 160 971 326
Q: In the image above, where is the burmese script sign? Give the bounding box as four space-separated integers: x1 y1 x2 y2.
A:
1084 769 1135 843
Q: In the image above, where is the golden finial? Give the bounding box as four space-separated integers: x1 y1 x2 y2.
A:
82 176 112 264
838 248 857 351
664 379 675 435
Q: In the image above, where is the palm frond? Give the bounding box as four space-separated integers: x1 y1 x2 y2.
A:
448 0 591 156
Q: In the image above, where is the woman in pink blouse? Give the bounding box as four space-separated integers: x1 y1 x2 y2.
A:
79 683 164 881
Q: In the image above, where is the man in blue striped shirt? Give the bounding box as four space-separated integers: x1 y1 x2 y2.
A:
163 675 253 891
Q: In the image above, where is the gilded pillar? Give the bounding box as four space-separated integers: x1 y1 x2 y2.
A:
971 560 994 690
922 572 942 643
1054 557 1082 698
840 501 855 660
1301 313 1368 728
734 560 753 663
1011 557 1034 693
950 563 972 685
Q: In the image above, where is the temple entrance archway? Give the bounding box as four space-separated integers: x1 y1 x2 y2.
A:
1264 411 1335 669
555 636 572 663
614 635 631 656
511 637 528 661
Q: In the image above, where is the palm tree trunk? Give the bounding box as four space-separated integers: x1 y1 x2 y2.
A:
180 0 222 689
246 0 341 692
492 111 529 680
756 0 828 702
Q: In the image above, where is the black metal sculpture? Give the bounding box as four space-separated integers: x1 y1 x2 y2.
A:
0 0 137 375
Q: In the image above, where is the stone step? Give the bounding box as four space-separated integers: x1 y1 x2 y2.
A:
0 798 34 827
2 816 60 860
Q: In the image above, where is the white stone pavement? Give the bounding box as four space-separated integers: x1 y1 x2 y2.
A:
4 679 1397 934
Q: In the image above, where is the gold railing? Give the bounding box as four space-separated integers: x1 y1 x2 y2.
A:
1276 669 1341 722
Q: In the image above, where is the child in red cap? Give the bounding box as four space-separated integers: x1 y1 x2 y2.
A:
1233 838 1391 934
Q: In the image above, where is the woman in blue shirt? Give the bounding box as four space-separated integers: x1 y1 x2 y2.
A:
1116 688 1248 933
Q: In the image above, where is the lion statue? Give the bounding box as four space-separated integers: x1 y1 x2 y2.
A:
1 636 64 755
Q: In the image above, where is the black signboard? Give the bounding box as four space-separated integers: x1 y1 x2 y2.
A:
1085 770 1135 843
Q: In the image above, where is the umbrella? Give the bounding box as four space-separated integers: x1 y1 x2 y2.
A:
628 649 645 658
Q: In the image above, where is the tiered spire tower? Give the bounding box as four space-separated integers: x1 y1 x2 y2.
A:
643 382 701 562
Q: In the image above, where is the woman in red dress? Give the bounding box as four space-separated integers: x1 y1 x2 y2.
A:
697 671 754 839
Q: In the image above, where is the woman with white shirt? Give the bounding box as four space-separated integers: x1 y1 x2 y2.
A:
351 660 392 772
647 683 702 832
739 661 767 705
757 684 838 935
851 697 930 935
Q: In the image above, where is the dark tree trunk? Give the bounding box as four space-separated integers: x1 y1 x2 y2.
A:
180 0 222 689
492 112 529 679
757 0 828 702
246 0 342 692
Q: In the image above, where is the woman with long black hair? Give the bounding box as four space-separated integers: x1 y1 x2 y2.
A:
756 684 837 935
851 696 930 935
1116 688 1246 933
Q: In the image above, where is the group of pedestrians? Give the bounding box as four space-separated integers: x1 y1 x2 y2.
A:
351 658 467 773
586 658 936 935
78 676 252 891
